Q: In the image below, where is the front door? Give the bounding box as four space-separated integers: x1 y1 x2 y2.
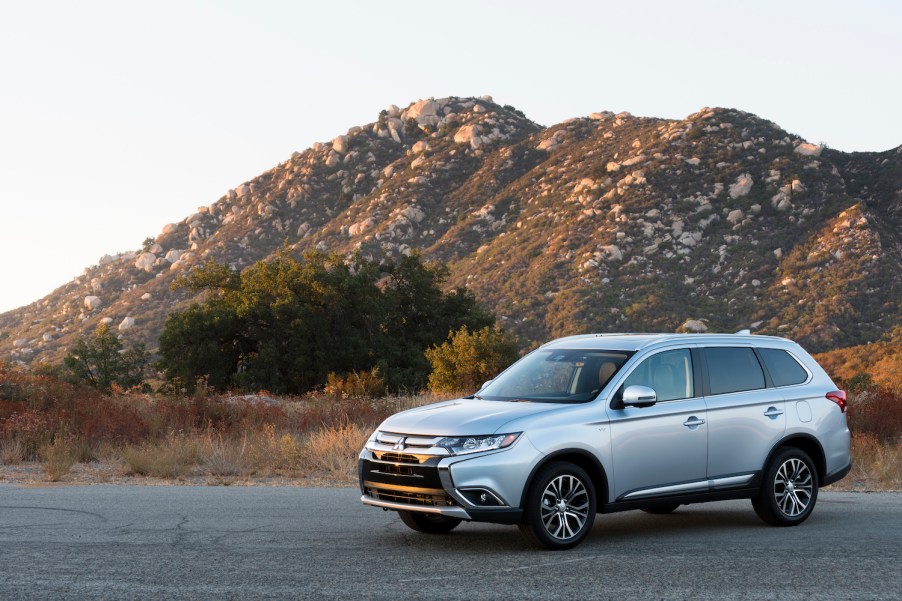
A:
606 348 708 501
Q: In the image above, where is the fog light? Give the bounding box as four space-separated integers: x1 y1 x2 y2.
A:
459 488 505 507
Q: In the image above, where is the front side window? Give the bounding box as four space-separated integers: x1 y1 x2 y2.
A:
705 347 765 394
478 349 632 403
621 349 694 402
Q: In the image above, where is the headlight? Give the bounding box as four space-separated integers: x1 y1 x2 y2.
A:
436 433 521 456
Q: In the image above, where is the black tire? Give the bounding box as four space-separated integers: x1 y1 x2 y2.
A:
752 447 818 527
641 504 680 515
518 462 597 550
398 510 462 534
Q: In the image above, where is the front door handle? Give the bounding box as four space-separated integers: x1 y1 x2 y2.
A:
764 407 784 419
683 416 706 428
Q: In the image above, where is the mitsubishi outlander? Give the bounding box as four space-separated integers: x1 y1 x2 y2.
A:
358 333 851 549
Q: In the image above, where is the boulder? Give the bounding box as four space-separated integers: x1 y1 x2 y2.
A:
729 173 754 198
349 218 376 237
726 209 745 224
332 135 349 154
403 99 441 126
386 104 401 118
679 319 708 333
537 138 559 151
473 104 487 113
149 243 163 254
164 249 182 263
161 223 178 235
84 296 102 311
135 253 156 272
601 245 623 261
141 293 152 301
325 153 341 168
454 125 482 149
118 317 135 331
794 142 823 157
100 317 113 325
411 140 430 154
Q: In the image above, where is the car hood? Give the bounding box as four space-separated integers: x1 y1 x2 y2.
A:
378 398 562 436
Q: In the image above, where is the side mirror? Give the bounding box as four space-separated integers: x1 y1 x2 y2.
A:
622 385 657 407
480 379 493 391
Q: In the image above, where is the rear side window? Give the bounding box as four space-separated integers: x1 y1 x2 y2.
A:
759 348 808 387
705 347 765 394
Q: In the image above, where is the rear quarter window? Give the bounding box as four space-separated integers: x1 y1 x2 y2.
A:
705 347 765 394
759 348 809 386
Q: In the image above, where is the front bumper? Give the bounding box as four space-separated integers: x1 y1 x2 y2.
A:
358 435 538 524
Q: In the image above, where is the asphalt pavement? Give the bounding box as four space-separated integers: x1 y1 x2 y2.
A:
0 485 898 600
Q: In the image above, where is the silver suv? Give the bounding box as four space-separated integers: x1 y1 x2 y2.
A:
359 333 851 549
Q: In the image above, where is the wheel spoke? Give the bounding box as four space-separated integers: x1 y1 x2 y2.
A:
540 474 591 540
773 457 814 517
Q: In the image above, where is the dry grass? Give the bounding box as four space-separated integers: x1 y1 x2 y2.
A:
122 435 202 478
303 422 372 482
42 437 79 482
1 438 27 465
4 360 896 490
829 434 902 491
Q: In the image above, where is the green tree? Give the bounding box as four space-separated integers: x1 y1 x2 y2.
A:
379 253 494 389
64 324 149 392
157 252 492 394
426 326 520 393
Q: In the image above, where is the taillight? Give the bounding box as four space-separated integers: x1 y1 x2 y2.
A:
826 390 847 413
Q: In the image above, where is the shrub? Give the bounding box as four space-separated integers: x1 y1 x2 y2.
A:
324 368 387 399
123 435 201 478
847 388 902 442
303 422 371 481
42 435 79 482
63 324 149 393
426 326 520 393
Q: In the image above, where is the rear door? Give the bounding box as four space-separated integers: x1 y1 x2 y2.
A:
606 347 708 501
702 346 786 483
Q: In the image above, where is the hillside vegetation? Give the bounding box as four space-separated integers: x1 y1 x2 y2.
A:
1 97 899 381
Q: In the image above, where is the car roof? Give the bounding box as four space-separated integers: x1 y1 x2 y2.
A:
540 332 795 352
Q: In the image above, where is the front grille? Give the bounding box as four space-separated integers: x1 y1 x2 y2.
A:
366 486 455 507
360 458 443 489
376 452 423 464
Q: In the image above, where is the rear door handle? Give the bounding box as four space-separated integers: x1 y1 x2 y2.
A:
683 416 706 428
764 407 784 419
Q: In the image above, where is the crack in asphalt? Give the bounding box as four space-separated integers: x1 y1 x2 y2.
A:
0 505 107 521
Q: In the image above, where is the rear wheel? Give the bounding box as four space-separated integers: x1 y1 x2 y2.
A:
398 510 462 534
642 504 680 515
519 462 596 550
752 447 818 526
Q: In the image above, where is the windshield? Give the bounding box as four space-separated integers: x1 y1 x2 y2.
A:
476 349 633 403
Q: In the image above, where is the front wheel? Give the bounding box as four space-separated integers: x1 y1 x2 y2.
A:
752 447 818 526
519 462 596 550
398 510 462 534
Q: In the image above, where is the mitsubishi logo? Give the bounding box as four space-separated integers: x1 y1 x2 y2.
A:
392 437 407 451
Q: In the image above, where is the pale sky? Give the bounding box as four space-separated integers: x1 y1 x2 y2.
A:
1 0 900 313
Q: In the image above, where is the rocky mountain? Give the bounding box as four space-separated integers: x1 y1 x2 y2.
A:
2 96 900 368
